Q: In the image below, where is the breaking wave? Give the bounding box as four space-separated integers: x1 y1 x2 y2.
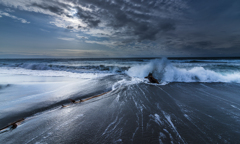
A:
0 62 128 73
0 67 111 79
126 58 240 83
1 58 240 83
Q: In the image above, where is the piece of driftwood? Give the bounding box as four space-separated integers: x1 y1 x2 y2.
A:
0 118 25 131
61 91 110 108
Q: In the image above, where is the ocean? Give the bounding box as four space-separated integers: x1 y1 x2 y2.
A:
0 58 240 143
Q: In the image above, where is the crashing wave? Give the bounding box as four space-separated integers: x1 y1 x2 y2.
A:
126 58 240 83
1 58 240 83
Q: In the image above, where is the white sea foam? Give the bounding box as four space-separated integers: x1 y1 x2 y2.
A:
2 58 240 83
0 67 111 79
126 58 240 83
112 78 144 90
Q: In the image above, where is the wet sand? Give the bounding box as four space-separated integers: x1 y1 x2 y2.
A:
1 81 240 143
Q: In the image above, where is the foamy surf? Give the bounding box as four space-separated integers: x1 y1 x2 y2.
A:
0 67 112 79
1 58 240 84
126 58 240 83
1 58 240 144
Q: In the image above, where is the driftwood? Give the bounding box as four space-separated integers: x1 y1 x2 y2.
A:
62 91 110 108
0 118 25 131
81 91 110 102
1 91 111 132
69 99 82 103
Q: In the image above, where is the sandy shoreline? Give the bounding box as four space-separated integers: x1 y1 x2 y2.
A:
1 81 240 143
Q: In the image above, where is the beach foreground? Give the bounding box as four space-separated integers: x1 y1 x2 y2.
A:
0 58 240 143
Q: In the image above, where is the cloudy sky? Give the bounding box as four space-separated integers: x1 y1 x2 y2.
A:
0 0 240 58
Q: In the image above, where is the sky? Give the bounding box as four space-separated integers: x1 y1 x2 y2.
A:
0 0 240 58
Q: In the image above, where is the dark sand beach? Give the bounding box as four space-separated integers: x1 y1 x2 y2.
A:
0 58 240 143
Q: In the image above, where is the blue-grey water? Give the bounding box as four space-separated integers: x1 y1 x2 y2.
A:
0 58 240 143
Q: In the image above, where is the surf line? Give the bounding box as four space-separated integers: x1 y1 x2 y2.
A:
62 91 111 108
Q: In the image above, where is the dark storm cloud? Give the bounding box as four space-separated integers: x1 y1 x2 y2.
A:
40 0 185 41
160 22 176 32
31 2 66 15
87 19 101 27
2 0 240 56
192 41 213 48
75 7 101 28
134 24 159 41
97 0 179 41
66 26 74 29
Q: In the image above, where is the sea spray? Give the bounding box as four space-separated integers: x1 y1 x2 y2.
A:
126 58 240 83
125 58 170 79
1 58 240 83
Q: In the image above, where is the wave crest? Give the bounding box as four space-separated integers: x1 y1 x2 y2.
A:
1 62 128 73
126 58 240 83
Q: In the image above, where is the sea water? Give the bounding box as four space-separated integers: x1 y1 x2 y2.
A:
0 58 240 143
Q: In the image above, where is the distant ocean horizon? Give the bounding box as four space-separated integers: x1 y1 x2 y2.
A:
1 56 240 59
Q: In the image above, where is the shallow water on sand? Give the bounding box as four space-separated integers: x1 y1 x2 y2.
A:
1 58 240 143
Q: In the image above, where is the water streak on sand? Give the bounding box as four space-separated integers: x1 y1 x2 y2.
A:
1 58 240 143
